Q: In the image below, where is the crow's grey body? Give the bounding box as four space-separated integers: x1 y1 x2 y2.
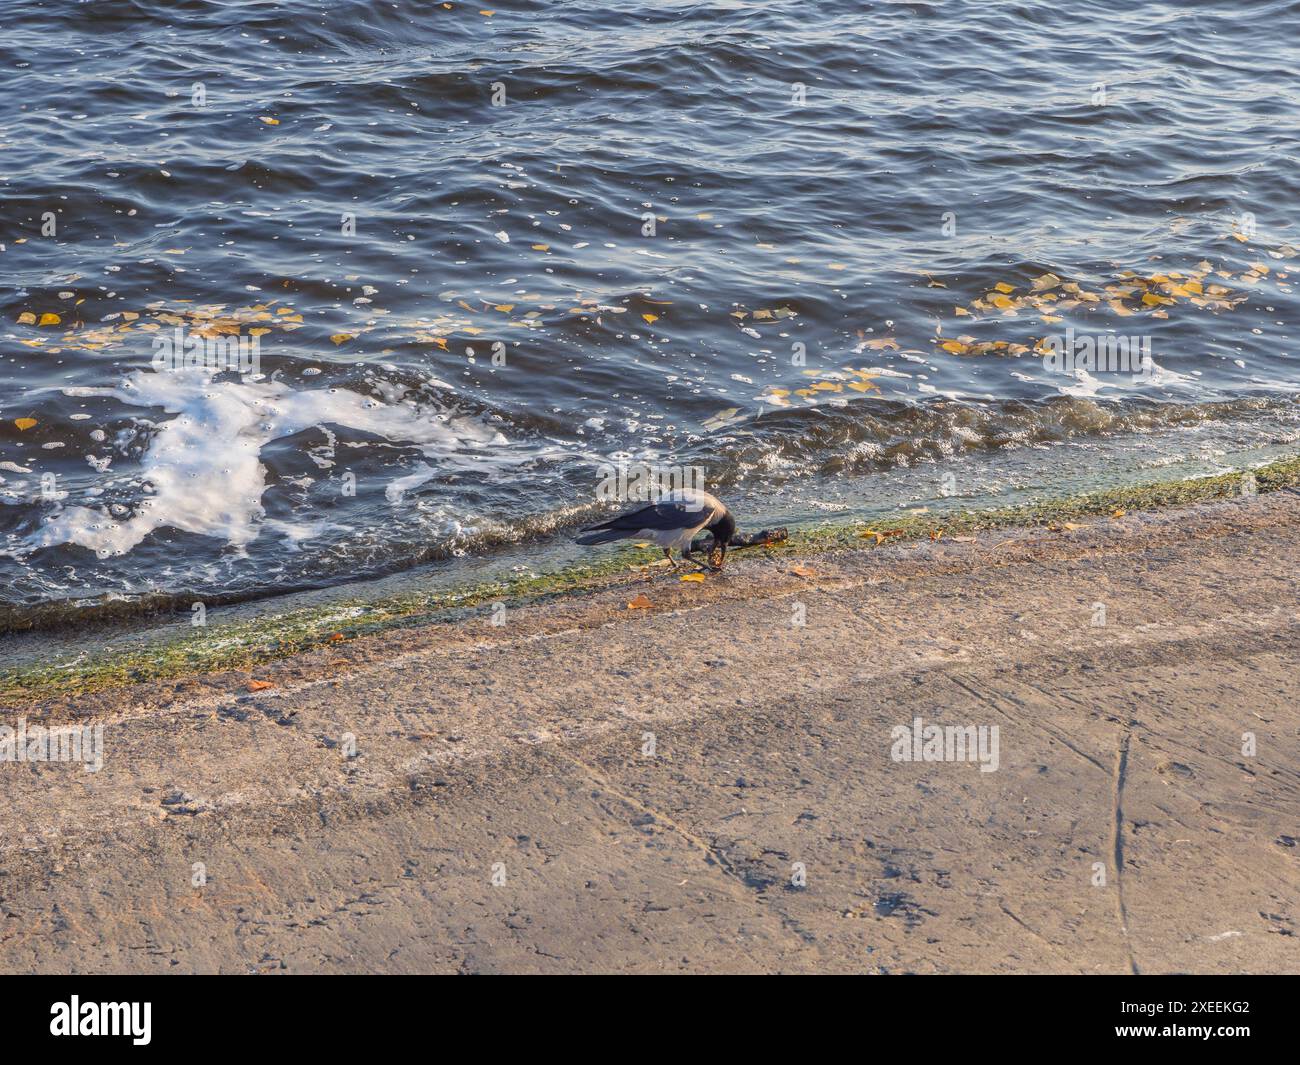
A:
575 489 730 556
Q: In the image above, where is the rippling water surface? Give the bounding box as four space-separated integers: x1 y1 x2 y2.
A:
2 0 1298 623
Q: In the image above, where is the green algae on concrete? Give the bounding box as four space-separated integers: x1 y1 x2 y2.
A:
3 453 1298 704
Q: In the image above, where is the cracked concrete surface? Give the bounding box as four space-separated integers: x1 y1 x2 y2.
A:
1 493 1297 973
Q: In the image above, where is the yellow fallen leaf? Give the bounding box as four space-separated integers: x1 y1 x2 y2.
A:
14 417 37 431
17 312 36 324
954 306 970 316
330 333 354 345
790 564 817 578
246 679 275 691
642 314 658 323
531 244 549 251
627 594 652 609
993 281 1015 294
1111 509 1126 519
248 327 271 337
39 313 61 326
940 340 968 354
494 304 514 312
259 116 279 125
679 572 706 583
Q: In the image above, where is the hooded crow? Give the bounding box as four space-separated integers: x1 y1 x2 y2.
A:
575 488 736 569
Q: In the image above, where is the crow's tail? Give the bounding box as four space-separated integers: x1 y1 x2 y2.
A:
574 528 630 546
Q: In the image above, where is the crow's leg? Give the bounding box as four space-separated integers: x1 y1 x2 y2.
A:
662 548 678 569
680 549 710 572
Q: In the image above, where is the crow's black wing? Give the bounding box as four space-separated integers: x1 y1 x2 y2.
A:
581 498 716 533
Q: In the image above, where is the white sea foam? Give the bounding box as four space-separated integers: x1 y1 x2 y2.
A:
384 462 436 504
28 369 515 559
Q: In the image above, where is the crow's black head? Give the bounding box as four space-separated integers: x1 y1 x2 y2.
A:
707 511 736 568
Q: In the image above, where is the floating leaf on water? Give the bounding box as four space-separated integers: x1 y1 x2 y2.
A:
701 407 742 430
330 333 354 345
259 116 279 125
14 418 37 431
38 313 61 326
